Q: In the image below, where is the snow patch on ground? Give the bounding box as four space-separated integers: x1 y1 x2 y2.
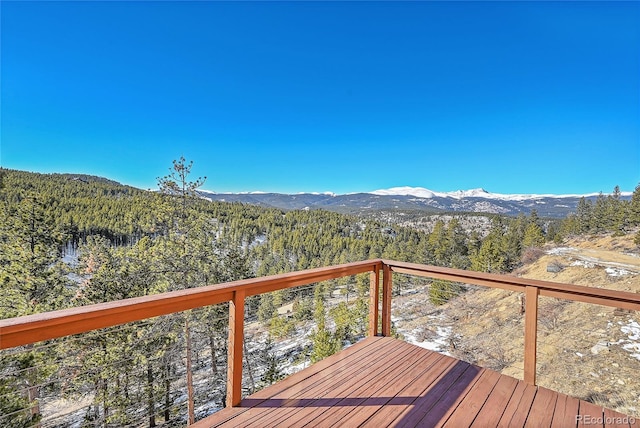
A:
548 247 637 277
605 267 631 277
619 320 640 361
621 320 640 341
41 395 94 427
402 323 452 356
284 360 308 375
547 247 575 256
62 253 79 267
571 260 596 269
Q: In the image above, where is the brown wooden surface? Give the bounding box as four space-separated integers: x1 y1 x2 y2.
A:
226 289 245 407
470 374 518 427
368 266 380 337
382 264 392 337
551 393 581 428
499 381 538 427
194 337 638 428
523 285 539 385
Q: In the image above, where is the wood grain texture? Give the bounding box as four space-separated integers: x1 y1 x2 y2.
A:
368 265 380 337
524 285 539 385
226 289 245 407
198 338 637 427
381 263 392 337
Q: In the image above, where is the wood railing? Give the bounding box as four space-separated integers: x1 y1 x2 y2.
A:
1 259 639 410
382 260 640 385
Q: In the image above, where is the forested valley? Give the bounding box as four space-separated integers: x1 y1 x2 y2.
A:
1 160 639 427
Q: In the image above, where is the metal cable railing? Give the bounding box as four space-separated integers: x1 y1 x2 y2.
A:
1 306 230 427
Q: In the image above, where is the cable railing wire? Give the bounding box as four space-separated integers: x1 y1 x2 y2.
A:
389 272 639 418
1 302 233 427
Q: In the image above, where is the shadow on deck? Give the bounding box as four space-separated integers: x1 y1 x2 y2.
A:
196 337 637 428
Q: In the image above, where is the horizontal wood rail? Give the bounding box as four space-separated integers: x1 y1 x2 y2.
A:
383 260 640 311
0 259 382 350
1 259 639 408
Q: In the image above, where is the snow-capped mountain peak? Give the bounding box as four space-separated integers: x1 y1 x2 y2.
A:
368 187 631 201
446 188 490 198
370 186 440 199
370 186 496 200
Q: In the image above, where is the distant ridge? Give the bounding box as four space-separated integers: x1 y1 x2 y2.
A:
199 187 632 218
368 186 632 201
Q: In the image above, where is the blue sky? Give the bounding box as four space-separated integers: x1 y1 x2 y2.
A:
1 1 638 195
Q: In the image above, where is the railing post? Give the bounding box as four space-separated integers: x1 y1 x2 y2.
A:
381 263 392 337
368 264 380 336
226 289 245 407
524 286 539 385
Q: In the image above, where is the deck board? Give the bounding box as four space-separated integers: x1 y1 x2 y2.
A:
578 401 604 428
438 369 502 427
499 380 538 427
551 393 580 428
525 386 559 427
361 354 459 426
470 373 519 427
413 364 484 427
194 337 637 428
337 352 447 427
290 344 430 427
208 336 386 427
213 337 397 427
389 360 480 427
263 341 425 427
248 338 416 427
604 407 632 428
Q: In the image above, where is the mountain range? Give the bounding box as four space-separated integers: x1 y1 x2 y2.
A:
199 186 632 218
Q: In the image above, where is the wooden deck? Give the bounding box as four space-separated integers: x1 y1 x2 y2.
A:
195 337 638 428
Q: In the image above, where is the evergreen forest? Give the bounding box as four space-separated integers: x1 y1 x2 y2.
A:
1 161 639 427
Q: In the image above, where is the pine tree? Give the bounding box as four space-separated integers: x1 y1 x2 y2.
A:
591 193 608 232
155 157 210 424
259 337 284 387
1 193 70 317
445 218 470 269
69 236 165 426
607 186 626 235
428 280 463 305
0 191 71 427
309 284 338 363
522 223 545 248
631 184 640 226
428 220 447 266
471 217 507 273
502 215 525 271
575 197 592 234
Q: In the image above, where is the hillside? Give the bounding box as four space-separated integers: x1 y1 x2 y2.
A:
392 232 640 417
